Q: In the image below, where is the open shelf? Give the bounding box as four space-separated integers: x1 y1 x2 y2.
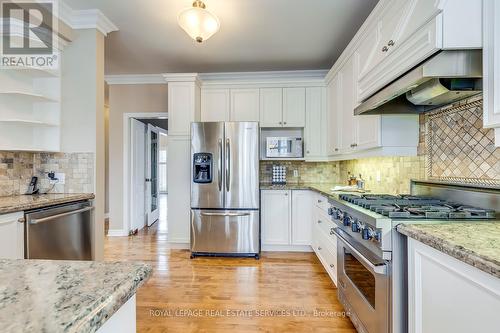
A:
1 66 59 78
0 119 59 127
0 91 59 102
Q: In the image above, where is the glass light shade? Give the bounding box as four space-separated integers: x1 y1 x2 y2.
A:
178 6 220 43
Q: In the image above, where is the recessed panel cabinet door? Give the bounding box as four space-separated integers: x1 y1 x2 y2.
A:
327 75 341 156
230 89 260 121
291 190 312 245
201 89 230 121
0 212 24 259
304 87 325 158
283 87 306 127
259 88 283 127
261 190 290 245
338 58 356 153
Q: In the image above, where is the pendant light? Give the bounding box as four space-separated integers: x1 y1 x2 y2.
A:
178 0 220 43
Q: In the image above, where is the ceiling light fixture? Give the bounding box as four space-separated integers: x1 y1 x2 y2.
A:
178 0 220 43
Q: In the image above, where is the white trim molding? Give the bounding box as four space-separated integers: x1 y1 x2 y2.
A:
163 73 201 86
59 1 118 36
105 74 166 85
107 229 129 237
199 70 328 86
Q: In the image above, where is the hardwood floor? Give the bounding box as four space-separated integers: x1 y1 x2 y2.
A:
104 220 356 333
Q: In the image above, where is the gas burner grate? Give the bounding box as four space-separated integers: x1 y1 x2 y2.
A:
339 193 497 220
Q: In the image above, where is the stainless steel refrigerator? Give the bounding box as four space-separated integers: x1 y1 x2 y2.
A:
190 121 260 258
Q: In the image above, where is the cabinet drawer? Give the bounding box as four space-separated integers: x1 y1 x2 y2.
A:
313 209 336 242
313 223 338 285
314 194 330 214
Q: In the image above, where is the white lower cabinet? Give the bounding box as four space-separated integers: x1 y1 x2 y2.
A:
0 212 24 259
291 190 312 245
261 189 312 248
408 238 500 333
311 204 338 286
261 190 291 245
261 189 338 285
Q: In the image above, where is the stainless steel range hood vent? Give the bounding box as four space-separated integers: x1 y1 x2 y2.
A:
355 50 483 116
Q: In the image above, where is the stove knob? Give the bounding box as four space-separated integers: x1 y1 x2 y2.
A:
374 230 382 242
351 220 361 233
327 207 334 216
343 214 352 227
362 227 375 240
337 210 344 221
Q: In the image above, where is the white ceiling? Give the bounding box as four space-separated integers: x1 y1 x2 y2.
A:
64 0 379 75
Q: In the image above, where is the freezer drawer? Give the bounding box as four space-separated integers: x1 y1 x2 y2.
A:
191 209 260 255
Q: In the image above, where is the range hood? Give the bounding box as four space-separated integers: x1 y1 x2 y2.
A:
355 50 483 115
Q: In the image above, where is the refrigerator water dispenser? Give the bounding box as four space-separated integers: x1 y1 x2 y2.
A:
193 153 213 183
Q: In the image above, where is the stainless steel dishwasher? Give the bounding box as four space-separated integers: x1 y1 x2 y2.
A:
24 201 94 260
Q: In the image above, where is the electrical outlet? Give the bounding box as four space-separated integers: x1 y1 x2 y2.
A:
293 169 299 178
376 171 381 182
54 172 65 184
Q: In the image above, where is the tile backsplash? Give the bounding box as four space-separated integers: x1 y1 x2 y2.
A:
0 151 94 196
260 161 340 184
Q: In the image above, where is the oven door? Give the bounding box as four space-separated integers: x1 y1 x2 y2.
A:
335 229 390 333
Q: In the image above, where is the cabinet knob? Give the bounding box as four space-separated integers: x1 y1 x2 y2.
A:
388 40 395 46
317 246 322 251
307 150 310 154
18 218 25 223
317 199 322 203
334 148 339 152
279 121 282 125
329 264 335 268
284 193 288 196
284 122 287 125
382 45 388 52
317 220 322 224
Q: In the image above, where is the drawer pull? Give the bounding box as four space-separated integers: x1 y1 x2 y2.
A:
317 199 322 203
317 220 322 224
329 264 335 268
382 45 388 52
317 246 322 251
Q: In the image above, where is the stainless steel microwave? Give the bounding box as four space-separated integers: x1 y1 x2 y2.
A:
266 137 303 158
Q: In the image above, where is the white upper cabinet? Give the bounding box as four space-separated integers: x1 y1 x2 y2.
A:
338 58 357 154
230 88 260 121
483 0 500 146
283 87 306 127
168 81 200 136
304 87 326 159
259 88 283 127
201 89 230 122
326 75 341 156
356 0 481 103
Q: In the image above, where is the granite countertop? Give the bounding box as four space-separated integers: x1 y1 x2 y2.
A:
0 193 95 214
260 182 368 200
0 259 152 333
398 222 500 279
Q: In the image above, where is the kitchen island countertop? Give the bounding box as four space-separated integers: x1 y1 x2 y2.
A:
0 193 95 214
397 222 500 279
0 259 152 333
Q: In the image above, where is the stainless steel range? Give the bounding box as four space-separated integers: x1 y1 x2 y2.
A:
328 180 500 333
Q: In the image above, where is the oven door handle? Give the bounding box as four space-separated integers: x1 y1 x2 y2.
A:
334 229 387 275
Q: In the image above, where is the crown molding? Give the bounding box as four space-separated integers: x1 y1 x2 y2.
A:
105 74 166 85
59 1 118 36
199 70 328 86
162 73 201 86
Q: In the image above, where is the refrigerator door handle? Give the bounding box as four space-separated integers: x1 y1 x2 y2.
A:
200 212 250 217
225 138 230 192
218 139 223 192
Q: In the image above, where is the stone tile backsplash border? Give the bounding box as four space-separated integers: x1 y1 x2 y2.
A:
0 152 94 196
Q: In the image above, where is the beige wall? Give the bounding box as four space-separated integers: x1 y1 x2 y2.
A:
107 84 168 232
61 29 106 260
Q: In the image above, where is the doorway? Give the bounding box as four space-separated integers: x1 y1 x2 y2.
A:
129 116 168 234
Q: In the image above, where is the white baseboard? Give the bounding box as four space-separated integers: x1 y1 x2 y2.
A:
261 244 313 252
107 229 129 237
167 242 190 249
